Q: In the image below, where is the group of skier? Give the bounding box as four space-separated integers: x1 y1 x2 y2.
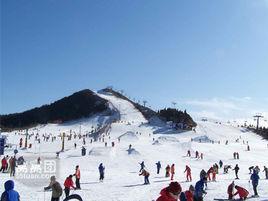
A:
43 163 105 201
186 150 203 160
155 159 267 201
0 155 17 176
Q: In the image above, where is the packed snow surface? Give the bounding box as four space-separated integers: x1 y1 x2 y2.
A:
1 93 268 201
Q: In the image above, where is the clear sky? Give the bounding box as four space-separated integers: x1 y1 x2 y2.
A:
1 0 268 121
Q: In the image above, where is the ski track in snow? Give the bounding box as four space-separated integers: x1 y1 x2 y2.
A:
1 93 268 201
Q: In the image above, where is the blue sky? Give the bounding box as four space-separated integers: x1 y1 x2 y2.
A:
1 0 268 121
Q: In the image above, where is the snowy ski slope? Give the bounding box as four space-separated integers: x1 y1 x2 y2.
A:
1 92 268 201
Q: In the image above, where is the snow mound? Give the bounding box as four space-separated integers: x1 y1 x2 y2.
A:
88 147 111 156
119 131 138 141
152 140 162 145
126 148 140 155
157 136 179 143
192 135 212 143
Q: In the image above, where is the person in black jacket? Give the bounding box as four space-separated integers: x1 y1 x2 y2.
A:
233 164 240 179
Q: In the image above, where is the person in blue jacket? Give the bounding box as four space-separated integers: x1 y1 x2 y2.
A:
98 163 105 181
194 179 207 201
250 170 260 196
1 180 20 201
156 161 161 174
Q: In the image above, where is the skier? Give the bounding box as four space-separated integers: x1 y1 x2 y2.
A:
236 152 240 159
156 161 161 174
180 185 194 201
156 181 182 201
98 163 105 181
249 166 254 174
194 178 207 201
200 169 208 188
224 165 231 174
227 181 235 200
184 165 192 182
9 157 16 177
195 151 199 159
233 152 236 159
19 138 23 148
139 169 150 185
64 175 75 198
219 160 223 168
44 176 63 201
0 180 20 201
212 166 217 181
74 165 81 189
250 170 260 197
263 166 268 179
0 157 7 173
233 164 240 179
37 157 41 164
170 164 175 180
187 150 191 157
139 161 145 172
233 185 249 200
254 166 260 174
207 167 213 181
214 163 219 174
165 165 171 177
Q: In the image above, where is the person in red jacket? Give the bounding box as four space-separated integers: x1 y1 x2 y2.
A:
185 185 194 201
1 157 7 173
170 164 175 180
180 185 194 201
156 181 182 201
64 175 75 198
184 165 192 182
233 185 249 200
227 181 235 200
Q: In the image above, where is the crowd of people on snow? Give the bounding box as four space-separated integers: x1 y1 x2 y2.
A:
155 163 267 201
1 130 268 201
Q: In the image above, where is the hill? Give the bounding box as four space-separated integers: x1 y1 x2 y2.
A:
99 87 196 129
0 89 110 131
